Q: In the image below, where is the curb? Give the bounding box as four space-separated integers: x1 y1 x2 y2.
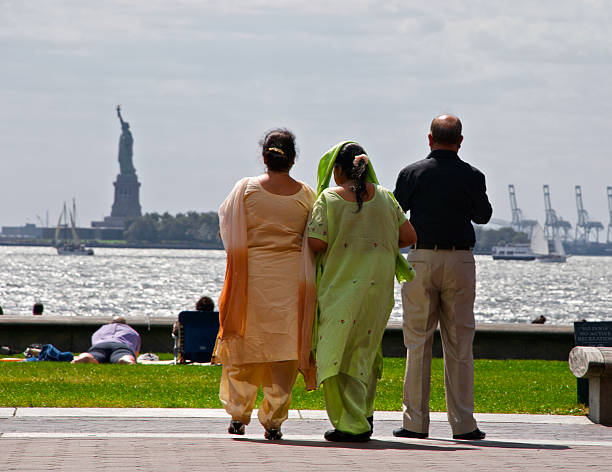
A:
0 407 593 424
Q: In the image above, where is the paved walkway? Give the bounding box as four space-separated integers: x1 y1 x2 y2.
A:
1 408 611 471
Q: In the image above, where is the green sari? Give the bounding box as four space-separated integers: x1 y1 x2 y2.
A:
308 141 414 434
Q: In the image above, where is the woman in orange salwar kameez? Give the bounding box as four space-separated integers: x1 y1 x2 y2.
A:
214 129 316 440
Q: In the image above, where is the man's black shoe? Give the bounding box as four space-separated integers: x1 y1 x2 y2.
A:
324 429 371 443
367 415 374 436
392 427 428 439
453 428 486 440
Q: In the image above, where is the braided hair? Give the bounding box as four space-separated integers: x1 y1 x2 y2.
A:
335 142 369 212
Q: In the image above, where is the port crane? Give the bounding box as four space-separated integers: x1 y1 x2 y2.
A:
575 186 604 243
508 184 537 236
608 186 612 244
543 185 572 240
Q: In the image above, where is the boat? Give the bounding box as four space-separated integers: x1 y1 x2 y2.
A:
530 222 566 263
57 244 94 256
536 235 567 263
54 200 94 256
491 243 535 261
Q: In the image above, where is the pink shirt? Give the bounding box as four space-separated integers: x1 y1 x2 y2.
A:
92 323 141 354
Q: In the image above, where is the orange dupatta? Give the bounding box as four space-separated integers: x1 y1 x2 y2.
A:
298 190 317 390
216 177 249 341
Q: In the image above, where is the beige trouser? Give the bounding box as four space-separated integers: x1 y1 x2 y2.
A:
401 249 478 435
219 360 298 430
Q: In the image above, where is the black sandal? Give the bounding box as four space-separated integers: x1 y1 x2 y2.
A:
264 428 283 440
228 420 245 435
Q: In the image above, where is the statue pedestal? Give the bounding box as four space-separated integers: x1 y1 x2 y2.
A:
111 173 142 220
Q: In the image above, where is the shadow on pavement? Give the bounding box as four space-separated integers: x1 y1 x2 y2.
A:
233 437 571 451
233 438 472 451
432 439 569 450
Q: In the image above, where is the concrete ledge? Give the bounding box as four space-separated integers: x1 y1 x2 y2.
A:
0 315 174 354
0 316 575 360
383 321 574 360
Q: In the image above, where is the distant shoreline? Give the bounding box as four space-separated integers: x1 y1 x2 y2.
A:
0 239 224 251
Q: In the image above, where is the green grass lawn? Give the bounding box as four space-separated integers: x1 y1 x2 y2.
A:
0 357 586 415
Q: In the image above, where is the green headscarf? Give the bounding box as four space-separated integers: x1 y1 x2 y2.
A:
315 141 415 283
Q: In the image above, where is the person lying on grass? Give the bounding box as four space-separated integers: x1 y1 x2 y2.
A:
72 316 140 365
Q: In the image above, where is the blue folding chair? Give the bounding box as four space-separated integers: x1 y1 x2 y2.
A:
176 311 220 364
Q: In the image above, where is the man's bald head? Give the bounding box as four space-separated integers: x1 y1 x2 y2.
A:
429 114 463 148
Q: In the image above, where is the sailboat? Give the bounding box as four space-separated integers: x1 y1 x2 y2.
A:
55 200 94 256
530 222 566 263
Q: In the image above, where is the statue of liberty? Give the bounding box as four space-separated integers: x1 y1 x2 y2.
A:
116 105 136 175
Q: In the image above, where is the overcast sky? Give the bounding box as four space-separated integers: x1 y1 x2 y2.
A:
2 1 611 234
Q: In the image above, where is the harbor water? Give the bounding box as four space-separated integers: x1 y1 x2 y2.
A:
0 246 610 324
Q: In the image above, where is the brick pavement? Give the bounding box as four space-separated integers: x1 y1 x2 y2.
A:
1 409 611 471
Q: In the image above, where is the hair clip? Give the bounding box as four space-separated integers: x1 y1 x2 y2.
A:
268 147 286 156
353 154 369 167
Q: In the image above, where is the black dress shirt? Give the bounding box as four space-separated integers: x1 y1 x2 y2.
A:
393 150 492 248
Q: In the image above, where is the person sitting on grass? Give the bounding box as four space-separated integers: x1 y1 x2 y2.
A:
195 296 215 313
71 316 141 365
172 296 217 361
173 296 216 337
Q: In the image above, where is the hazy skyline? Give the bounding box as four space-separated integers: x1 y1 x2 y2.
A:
2 1 611 233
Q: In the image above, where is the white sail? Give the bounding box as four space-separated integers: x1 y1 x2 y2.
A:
55 202 68 245
530 222 549 255
54 207 63 244
553 236 565 256
55 200 93 255
69 210 81 246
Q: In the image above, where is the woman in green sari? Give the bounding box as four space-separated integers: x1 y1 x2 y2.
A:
308 141 417 442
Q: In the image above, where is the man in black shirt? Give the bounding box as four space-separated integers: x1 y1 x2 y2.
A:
392 114 492 440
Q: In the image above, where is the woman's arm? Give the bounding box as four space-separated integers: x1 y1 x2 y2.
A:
308 237 328 253
398 220 417 248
